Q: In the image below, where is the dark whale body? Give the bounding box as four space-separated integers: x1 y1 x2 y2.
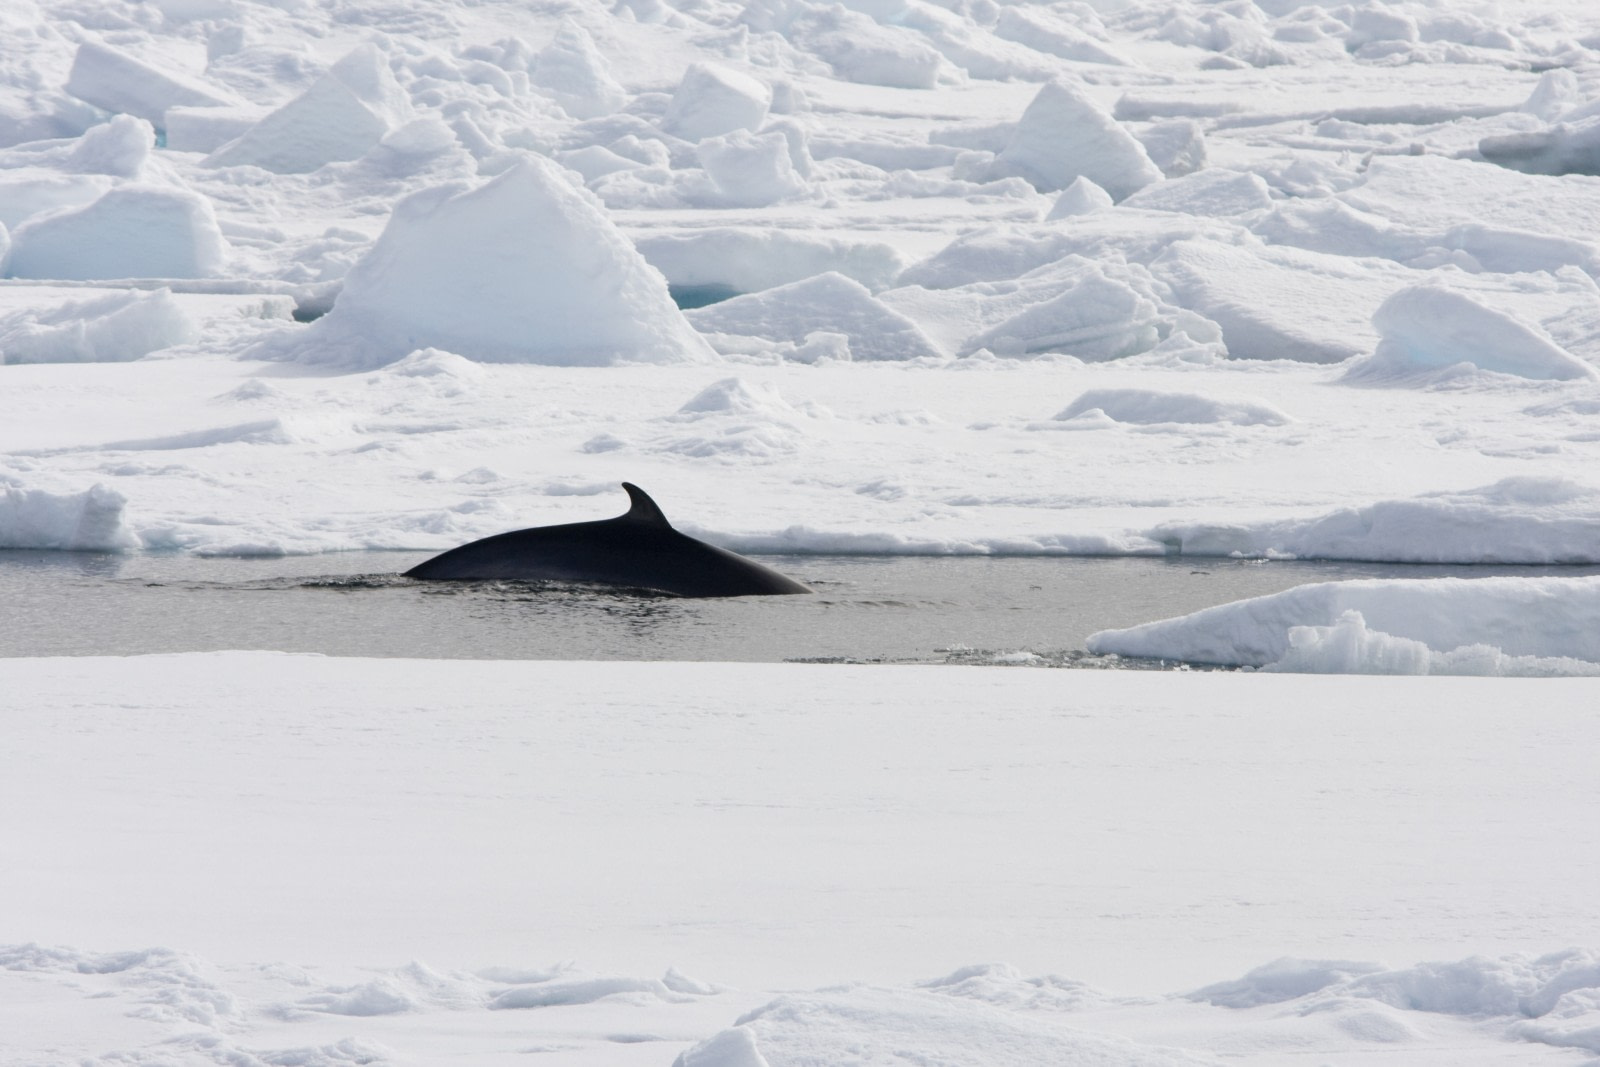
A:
403 483 812 597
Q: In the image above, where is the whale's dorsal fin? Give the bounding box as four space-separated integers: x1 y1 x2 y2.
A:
620 483 672 528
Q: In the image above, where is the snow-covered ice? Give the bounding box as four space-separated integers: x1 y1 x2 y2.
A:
1088 574 1600 672
251 157 711 368
5 184 227 280
5 653 1600 1065
661 63 772 144
203 44 415 174
5 0 1600 1059
987 78 1163 198
1 0 1598 638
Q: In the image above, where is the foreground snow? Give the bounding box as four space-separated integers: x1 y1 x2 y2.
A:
4 653 1599 1065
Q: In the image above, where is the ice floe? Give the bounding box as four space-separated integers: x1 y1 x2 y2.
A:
0 287 196 364
988 79 1162 199
1088 572 1600 673
687 271 941 361
254 158 709 368
1349 283 1598 383
0 482 136 550
1148 476 1600 564
6 185 227 280
1049 388 1291 428
205 44 415 174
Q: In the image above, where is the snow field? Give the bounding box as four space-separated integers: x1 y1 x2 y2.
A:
4 652 1600 1065
3 2 1600 600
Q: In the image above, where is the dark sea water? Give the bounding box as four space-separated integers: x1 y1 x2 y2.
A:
6 550 1598 665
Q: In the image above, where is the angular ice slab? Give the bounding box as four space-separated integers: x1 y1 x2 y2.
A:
256 158 710 368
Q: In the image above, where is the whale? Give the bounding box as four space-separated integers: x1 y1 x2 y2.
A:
403 482 812 597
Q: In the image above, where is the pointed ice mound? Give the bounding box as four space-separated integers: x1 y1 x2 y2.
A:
204 44 412 174
660 63 770 143
532 22 627 120
988 80 1161 199
259 158 712 368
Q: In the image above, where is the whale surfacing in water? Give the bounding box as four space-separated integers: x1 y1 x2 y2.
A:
403 482 812 597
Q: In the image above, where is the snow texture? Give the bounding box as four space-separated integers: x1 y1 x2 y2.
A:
5 654 1600 1064
687 271 942 361
532 22 627 121
675 986 1216 1066
204 45 414 174
1350 283 1598 382
696 129 807 206
1045 175 1113 219
1088 573 1600 671
0 287 196 363
0 483 136 550
258 159 709 368
65 40 236 127
6 185 226 280
6 0 1600 1057
636 229 905 293
661 63 771 143
988 80 1162 198
1052 388 1291 427
1147 476 1600 565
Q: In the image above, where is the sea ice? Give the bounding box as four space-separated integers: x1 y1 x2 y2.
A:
65 39 236 127
959 267 1162 360
0 482 136 550
1044 175 1113 219
1250 196 1600 276
660 63 771 143
991 7 1129 66
1265 609 1600 676
1480 116 1600 178
162 106 264 154
531 21 627 121
1121 169 1273 218
204 44 414 174
744 1 946 89
1051 388 1291 427
0 287 196 363
54 113 155 179
1087 573 1600 670
1148 476 1600 565
988 79 1163 198
5 185 227 280
256 158 709 368
686 271 941 361
634 228 905 294
4 0 1600 1059
675 986 1215 1066
555 143 638 183
8 654 1599 1062
1136 119 1207 178
1150 239 1397 363
0 171 112 230
695 129 808 206
1351 283 1598 383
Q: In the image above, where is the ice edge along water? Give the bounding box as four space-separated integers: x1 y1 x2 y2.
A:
4 653 1600 1066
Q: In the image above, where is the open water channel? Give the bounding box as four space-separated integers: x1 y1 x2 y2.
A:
7 551 1599 665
